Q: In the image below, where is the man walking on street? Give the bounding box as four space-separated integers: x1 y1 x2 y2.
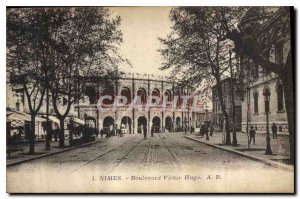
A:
249 126 256 145
272 123 277 139
205 124 209 140
210 125 214 136
100 128 104 138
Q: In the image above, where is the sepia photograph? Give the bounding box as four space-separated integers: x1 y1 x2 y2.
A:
5 5 295 193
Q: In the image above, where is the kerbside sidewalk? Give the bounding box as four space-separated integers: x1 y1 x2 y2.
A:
6 135 136 167
185 131 293 171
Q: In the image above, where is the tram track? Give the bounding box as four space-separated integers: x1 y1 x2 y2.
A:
158 134 182 169
71 133 183 173
108 137 145 172
70 136 142 173
142 136 152 167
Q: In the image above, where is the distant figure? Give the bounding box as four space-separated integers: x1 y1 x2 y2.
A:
204 124 209 140
200 124 204 136
190 126 195 134
272 123 278 139
118 128 122 138
113 127 117 136
54 129 59 142
100 128 104 138
249 126 256 145
95 128 99 137
142 125 147 139
151 126 154 137
210 125 214 136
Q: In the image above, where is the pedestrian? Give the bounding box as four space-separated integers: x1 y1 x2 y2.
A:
200 124 204 136
151 125 154 137
249 126 256 145
54 129 58 142
210 125 214 136
143 126 147 139
271 123 277 139
113 127 116 136
95 128 99 137
117 128 121 138
100 128 104 138
205 124 209 140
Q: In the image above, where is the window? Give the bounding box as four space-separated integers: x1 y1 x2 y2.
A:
277 84 284 111
253 64 259 78
254 92 259 114
275 43 283 64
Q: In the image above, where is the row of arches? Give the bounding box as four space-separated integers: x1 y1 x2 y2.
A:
84 85 192 106
102 116 186 134
253 84 284 114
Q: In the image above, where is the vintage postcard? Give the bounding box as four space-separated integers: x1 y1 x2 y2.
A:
6 6 294 193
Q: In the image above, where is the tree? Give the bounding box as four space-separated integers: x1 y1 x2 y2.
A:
6 8 65 154
219 7 294 163
47 8 124 147
159 7 235 145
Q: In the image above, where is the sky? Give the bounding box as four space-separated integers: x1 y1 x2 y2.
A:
109 7 212 110
110 7 172 76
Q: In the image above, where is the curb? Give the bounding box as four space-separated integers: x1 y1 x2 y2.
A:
185 136 294 172
7 139 103 167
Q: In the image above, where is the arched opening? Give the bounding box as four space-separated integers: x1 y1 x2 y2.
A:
121 87 131 105
137 116 147 134
84 86 97 104
102 87 114 106
121 116 132 134
137 88 147 105
253 91 259 114
164 89 172 106
176 117 181 132
165 116 173 132
152 116 161 133
151 88 160 105
103 116 115 134
277 84 284 111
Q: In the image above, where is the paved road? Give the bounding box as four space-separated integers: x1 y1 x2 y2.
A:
7 132 294 193
7 132 289 173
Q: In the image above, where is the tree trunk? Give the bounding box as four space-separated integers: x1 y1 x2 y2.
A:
229 52 237 145
29 114 36 154
215 78 231 145
281 71 294 164
59 118 65 148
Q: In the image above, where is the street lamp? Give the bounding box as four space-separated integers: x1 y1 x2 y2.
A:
263 88 273 155
205 109 209 140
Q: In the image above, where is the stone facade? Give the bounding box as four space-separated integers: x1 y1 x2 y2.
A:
212 77 242 131
239 8 290 135
241 73 288 134
77 73 202 134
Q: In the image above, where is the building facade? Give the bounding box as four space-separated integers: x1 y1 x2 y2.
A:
77 73 201 134
239 8 290 134
241 73 288 134
212 77 242 131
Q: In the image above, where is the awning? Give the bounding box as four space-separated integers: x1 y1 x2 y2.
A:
7 111 47 122
7 112 31 121
49 116 60 124
41 115 61 127
36 116 47 122
72 117 85 125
